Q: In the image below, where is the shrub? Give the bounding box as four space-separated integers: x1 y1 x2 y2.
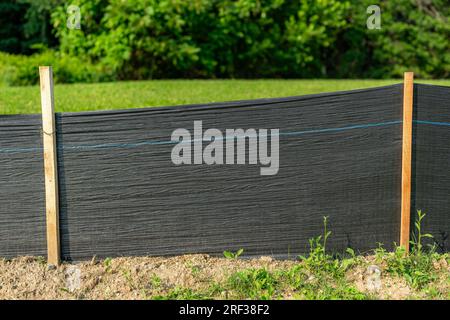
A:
0 50 114 85
50 0 350 79
49 0 449 80
334 0 450 79
2 0 449 82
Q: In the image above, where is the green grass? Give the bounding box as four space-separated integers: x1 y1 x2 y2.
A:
1 79 450 115
149 214 449 300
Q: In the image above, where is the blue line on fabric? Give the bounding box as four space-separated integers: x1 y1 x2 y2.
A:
0 119 449 154
414 120 450 127
60 120 404 151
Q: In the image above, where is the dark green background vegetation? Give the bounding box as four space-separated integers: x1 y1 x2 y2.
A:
1 0 449 85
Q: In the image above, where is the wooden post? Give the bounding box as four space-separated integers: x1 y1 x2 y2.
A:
400 72 414 251
39 66 60 266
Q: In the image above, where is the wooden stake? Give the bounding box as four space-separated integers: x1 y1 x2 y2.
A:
39 66 60 266
400 72 414 251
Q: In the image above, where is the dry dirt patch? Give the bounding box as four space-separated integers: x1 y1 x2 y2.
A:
0 254 448 300
0 255 294 299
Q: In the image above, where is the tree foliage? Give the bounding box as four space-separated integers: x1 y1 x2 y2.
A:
1 0 449 83
334 0 450 79
0 0 28 54
51 0 350 79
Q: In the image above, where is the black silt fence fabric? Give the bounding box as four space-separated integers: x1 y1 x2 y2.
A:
412 84 450 252
56 85 404 260
0 115 46 257
1 84 448 260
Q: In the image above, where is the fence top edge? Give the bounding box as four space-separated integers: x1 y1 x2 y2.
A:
55 83 405 118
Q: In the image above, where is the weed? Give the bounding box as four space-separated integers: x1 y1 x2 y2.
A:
208 282 228 298
299 216 355 278
191 265 201 276
216 217 369 300
185 261 202 277
122 269 135 290
376 210 440 289
103 257 113 273
150 274 162 289
59 287 70 293
36 256 46 265
410 210 434 256
278 216 365 299
226 268 278 299
422 285 444 299
220 262 368 300
223 248 244 259
298 281 367 300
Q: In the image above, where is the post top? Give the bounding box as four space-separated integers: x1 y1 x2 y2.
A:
39 66 52 71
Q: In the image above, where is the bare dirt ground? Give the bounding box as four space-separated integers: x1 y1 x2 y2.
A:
0 254 448 300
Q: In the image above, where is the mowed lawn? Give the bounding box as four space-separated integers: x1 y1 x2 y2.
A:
1 79 450 115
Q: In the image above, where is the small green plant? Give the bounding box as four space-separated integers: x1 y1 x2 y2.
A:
122 269 135 290
150 274 162 289
378 210 439 289
276 216 365 299
299 216 353 277
59 287 70 293
299 216 330 264
191 265 201 276
297 280 367 300
410 210 434 256
226 268 278 299
36 256 46 265
223 248 244 259
374 242 387 260
340 248 360 271
103 257 113 273
185 261 202 277
141 274 163 298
